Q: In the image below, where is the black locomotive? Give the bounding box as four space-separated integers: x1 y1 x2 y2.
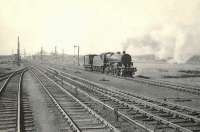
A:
83 51 137 77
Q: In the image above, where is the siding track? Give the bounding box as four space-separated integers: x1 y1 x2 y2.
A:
38 65 200 132
31 67 120 132
0 68 35 132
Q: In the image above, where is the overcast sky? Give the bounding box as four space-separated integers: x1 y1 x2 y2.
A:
0 0 200 57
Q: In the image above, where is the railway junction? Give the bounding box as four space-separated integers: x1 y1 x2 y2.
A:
0 60 200 132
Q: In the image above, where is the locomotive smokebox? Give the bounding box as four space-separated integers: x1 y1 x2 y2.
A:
121 51 132 67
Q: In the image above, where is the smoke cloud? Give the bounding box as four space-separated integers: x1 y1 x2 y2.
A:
123 23 200 63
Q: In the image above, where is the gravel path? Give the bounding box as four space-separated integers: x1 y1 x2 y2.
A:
23 71 59 132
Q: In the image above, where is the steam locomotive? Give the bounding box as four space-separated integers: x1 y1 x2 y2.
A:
83 51 137 77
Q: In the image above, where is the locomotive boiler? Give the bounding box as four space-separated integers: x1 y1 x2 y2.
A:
83 51 137 77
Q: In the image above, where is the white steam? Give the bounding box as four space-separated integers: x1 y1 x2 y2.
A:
123 23 200 63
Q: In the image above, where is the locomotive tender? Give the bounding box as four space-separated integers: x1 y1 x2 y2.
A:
83 51 137 77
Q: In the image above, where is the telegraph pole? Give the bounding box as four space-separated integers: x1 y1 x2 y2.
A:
55 46 57 63
73 45 75 65
11 49 14 65
40 47 43 64
62 49 64 63
77 46 80 66
74 45 80 66
55 46 57 55
24 49 26 58
17 36 20 66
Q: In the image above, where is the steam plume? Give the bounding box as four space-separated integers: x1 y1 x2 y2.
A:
123 24 200 63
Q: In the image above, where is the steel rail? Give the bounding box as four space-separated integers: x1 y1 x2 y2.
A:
132 77 200 95
0 68 25 95
39 66 188 132
76 80 200 123
0 72 16 94
51 69 193 132
0 72 12 81
0 71 13 78
114 89 200 119
31 68 120 132
17 70 27 132
0 76 9 81
0 68 27 131
156 79 200 90
44 66 200 132
35 66 153 132
47 65 200 114
50 64 200 95
64 64 200 93
54 75 153 132
31 70 82 132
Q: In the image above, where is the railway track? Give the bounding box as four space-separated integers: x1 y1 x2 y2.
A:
39 65 200 132
0 72 13 81
46 67 200 113
0 68 35 131
128 77 200 96
50 64 200 96
31 67 121 132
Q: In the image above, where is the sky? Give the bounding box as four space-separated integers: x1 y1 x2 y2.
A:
0 0 200 62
